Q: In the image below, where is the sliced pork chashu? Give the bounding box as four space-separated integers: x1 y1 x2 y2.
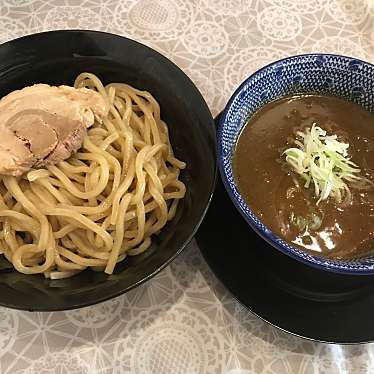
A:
0 84 108 176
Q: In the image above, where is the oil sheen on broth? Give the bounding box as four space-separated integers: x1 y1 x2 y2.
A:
233 95 374 259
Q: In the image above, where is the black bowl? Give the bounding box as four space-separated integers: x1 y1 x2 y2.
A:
0 30 216 311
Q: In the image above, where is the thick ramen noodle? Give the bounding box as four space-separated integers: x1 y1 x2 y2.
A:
0 73 186 279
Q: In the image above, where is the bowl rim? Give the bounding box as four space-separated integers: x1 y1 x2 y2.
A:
0 29 217 311
218 52 374 275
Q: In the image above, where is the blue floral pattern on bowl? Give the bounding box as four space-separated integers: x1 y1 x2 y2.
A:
218 54 374 274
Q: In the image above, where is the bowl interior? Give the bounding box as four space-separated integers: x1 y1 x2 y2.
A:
219 54 374 274
0 30 216 310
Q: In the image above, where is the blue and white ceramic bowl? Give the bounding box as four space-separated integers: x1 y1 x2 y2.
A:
218 53 374 275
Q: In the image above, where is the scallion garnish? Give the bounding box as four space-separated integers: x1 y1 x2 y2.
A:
284 124 371 204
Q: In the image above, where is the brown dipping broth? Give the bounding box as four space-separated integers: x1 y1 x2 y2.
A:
233 95 374 259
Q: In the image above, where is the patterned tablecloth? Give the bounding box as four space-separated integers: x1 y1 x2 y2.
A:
0 0 373 373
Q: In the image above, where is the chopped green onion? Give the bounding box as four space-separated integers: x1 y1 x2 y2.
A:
283 124 372 204
289 211 322 231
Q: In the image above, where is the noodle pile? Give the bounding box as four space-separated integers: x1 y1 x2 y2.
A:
0 73 186 279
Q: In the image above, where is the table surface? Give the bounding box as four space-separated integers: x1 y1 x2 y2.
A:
0 0 373 373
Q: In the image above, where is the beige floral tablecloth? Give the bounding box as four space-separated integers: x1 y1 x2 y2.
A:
0 0 373 373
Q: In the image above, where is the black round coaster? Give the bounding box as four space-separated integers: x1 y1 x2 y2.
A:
196 115 374 343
